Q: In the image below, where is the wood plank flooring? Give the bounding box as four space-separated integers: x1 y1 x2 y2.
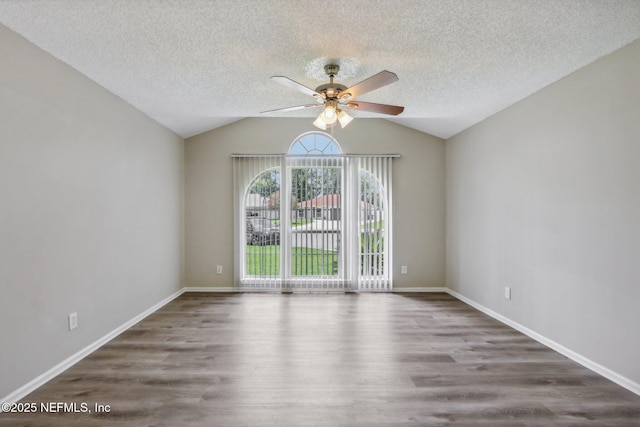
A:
2 292 639 426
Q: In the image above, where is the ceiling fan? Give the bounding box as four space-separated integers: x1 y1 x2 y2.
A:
261 64 404 130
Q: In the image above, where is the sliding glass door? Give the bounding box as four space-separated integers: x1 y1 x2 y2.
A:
286 155 345 290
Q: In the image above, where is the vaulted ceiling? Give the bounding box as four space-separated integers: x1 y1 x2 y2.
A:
1 1 639 139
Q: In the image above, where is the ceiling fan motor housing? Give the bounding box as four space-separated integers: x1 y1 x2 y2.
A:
315 82 347 99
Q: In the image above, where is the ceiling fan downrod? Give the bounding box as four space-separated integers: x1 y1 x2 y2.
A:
316 64 348 100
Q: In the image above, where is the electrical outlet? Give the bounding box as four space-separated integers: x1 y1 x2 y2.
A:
504 287 511 300
216 265 223 274
401 265 408 274
68 312 78 331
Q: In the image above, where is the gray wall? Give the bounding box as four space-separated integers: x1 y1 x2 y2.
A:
185 118 446 288
446 39 640 385
0 25 184 397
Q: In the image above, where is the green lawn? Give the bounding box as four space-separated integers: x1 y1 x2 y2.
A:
246 245 338 276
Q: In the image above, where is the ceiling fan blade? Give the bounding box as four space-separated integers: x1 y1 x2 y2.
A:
271 76 324 99
261 104 322 114
338 70 399 100
345 101 404 115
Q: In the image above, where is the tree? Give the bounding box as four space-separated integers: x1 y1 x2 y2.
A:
267 190 297 209
250 169 279 197
359 170 382 208
291 167 341 202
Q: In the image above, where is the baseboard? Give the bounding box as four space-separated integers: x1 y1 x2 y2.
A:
446 289 640 397
393 286 448 293
1 288 185 409
184 286 450 293
182 286 238 292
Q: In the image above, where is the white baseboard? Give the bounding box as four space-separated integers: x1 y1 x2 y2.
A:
1 288 185 409
183 286 238 293
184 286 450 293
393 286 448 293
446 289 640 397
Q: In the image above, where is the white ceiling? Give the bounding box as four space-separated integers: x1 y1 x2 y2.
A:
1 1 639 139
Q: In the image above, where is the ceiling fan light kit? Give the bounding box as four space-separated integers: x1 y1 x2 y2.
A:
262 63 404 130
337 109 354 128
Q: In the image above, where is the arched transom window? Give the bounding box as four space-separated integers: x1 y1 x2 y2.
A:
288 132 342 155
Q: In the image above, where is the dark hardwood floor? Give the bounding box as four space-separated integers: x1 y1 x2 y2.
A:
2 292 639 426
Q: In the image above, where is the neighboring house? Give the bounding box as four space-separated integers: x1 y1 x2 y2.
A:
296 194 380 221
297 194 341 220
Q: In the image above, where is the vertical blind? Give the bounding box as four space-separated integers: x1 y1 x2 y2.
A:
357 156 393 291
233 154 396 291
233 155 283 289
287 155 345 290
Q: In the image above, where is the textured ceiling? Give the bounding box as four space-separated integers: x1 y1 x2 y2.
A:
1 1 639 139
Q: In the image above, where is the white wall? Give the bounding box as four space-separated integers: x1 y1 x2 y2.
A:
446 39 640 386
185 118 445 289
0 25 184 398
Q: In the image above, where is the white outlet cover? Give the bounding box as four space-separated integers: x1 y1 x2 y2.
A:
68 312 78 330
